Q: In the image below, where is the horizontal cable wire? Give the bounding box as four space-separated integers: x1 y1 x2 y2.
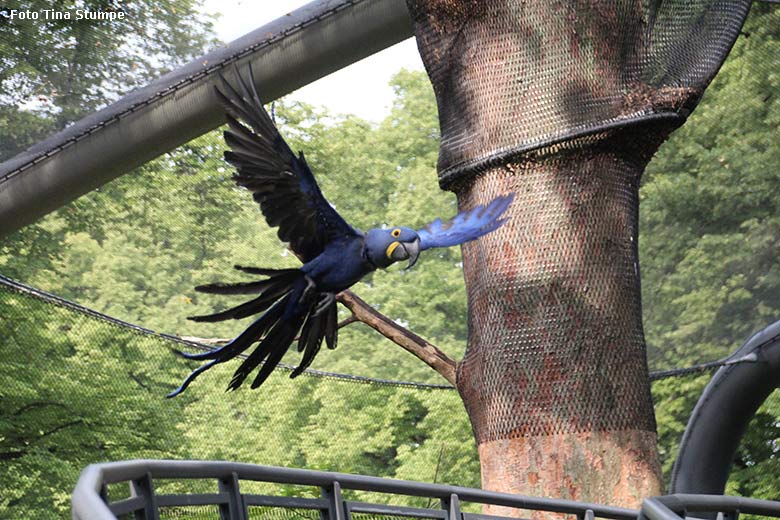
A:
0 274 454 390
0 274 750 387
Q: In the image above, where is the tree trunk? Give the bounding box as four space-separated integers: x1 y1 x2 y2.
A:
453 129 671 509
406 0 748 507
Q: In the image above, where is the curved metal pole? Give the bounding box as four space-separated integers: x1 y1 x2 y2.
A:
669 319 780 494
0 0 413 239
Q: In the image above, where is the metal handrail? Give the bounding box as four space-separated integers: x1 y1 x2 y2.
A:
72 459 638 520
72 460 780 520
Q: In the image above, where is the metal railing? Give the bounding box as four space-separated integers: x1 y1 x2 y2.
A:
640 494 780 520
71 460 780 520
72 460 637 520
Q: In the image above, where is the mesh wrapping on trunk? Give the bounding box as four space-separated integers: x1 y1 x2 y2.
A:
455 130 667 442
406 0 751 189
406 0 750 442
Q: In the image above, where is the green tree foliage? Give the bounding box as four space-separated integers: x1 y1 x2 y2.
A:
0 0 219 288
0 67 479 517
0 0 217 139
0 287 188 518
641 5 780 370
641 5 780 494
0 282 478 517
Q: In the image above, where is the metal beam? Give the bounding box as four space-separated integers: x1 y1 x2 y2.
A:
0 0 413 239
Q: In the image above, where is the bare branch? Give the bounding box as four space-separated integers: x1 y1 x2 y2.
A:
179 293 458 385
39 419 84 440
337 314 359 329
10 401 69 417
1 419 85 461
335 290 457 385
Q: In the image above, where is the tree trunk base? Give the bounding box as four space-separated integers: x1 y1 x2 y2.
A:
479 429 661 516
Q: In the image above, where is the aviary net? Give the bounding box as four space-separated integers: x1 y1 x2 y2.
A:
1 1 779 518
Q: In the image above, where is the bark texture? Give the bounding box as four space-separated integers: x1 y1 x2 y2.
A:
479 430 661 515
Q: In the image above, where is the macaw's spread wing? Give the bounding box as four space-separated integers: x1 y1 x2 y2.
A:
215 66 358 263
417 193 515 250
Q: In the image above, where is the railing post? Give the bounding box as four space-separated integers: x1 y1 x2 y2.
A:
441 493 461 520
130 472 160 520
219 472 247 520
322 481 346 520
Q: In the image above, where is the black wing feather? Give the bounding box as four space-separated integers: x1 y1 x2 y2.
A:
324 303 337 351
292 313 324 377
215 65 359 262
233 265 297 276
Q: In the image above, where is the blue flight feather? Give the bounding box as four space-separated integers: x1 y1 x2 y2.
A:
417 193 515 250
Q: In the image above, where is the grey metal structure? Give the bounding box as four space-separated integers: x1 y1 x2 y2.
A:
670 319 780 495
0 0 413 238
72 460 636 520
640 495 780 520
1 0 778 240
71 460 780 520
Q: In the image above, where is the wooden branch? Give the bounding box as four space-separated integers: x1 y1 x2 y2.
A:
336 290 457 385
11 401 68 416
180 293 458 386
1 419 85 461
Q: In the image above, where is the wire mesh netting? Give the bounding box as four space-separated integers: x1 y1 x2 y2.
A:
1 1 779 519
2 274 780 518
245 507 321 520
406 0 752 188
159 505 224 520
455 138 659 440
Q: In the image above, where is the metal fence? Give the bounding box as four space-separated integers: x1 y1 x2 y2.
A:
72 460 638 520
72 460 780 520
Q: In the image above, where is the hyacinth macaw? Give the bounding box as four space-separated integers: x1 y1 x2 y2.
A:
167 67 514 397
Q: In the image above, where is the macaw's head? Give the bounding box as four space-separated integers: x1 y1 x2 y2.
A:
365 226 421 270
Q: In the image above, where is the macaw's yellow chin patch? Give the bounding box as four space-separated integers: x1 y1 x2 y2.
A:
385 241 401 259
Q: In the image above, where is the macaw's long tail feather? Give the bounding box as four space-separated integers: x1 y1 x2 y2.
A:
177 296 290 363
166 359 220 398
324 302 338 350
228 304 306 390
194 274 293 295
291 298 338 378
234 265 298 276
171 269 341 395
188 269 300 322
168 269 305 397
166 295 293 399
291 312 324 376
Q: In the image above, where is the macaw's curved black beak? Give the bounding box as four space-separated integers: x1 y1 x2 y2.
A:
390 238 421 270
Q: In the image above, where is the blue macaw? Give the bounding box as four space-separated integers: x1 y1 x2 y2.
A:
167 67 514 397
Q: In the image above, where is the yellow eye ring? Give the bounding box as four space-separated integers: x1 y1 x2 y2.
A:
391 228 401 238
